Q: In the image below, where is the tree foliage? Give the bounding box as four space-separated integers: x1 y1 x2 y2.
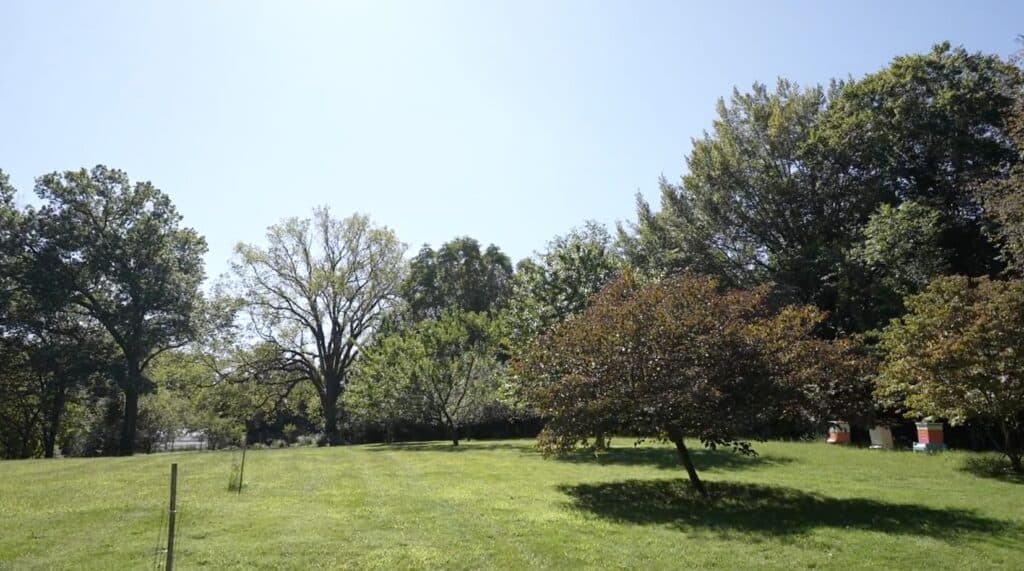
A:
513 272 872 496
878 276 1024 472
622 44 1021 333
232 209 405 445
25 166 207 455
507 221 620 348
401 237 513 321
346 311 504 445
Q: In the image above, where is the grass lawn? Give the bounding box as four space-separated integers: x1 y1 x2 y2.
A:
1 439 1023 569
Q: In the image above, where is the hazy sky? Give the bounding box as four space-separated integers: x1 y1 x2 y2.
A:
2 1 1022 280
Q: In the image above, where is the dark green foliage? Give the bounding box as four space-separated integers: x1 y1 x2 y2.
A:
507 221 620 348
25 166 207 455
622 44 1022 333
402 237 513 321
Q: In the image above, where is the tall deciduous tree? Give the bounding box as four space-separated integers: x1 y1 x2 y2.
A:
878 276 1024 473
619 81 855 293
622 45 1021 333
513 272 871 497
402 237 513 321
27 166 207 455
507 221 620 348
233 209 405 445
817 43 1020 292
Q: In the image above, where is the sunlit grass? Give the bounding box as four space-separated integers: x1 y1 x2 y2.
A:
1 439 1022 569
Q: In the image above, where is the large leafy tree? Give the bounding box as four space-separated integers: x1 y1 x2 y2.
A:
233 209 405 445
981 84 1024 275
619 81 857 295
26 166 207 455
878 276 1024 473
622 45 1021 333
507 222 620 348
402 237 513 321
513 272 871 497
817 44 1020 324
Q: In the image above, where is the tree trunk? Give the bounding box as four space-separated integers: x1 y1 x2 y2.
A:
668 431 707 498
119 384 138 456
1000 420 1023 474
449 422 460 446
594 429 607 451
323 396 341 446
385 422 394 445
43 385 67 459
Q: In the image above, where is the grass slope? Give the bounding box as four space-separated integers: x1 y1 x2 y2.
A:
1 439 1023 569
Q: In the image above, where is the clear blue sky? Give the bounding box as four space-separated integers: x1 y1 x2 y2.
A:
2 1 1021 280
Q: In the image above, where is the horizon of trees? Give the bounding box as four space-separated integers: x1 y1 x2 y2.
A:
3 42 1024 478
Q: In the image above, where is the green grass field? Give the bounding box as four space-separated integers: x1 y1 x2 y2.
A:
1 439 1023 570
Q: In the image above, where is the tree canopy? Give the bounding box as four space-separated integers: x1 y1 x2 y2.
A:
23 166 207 455
878 276 1024 472
513 272 872 496
401 237 513 321
232 209 406 445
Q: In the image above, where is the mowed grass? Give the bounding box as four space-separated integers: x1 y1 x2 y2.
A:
1 439 1023 570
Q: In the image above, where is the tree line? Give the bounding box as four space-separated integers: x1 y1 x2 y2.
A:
2 43 1024 481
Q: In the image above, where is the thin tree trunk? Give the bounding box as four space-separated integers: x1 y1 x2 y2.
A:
668 431 707 498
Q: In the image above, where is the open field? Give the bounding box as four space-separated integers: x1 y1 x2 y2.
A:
1 439 1023 570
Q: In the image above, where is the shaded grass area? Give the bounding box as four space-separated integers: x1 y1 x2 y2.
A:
960 454 1024 484
560 479 1016 540
1 440 1023 569
554 444 794 471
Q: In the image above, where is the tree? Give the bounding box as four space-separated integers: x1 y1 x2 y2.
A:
513 272 871 497
980 81 1024 275
402 237 513 321
621 45 1021 334
411 311 503 446
344 334 422 443
507 221 620 348
233 209 405 445
619 81 859 294
26 166 207 455
878 276 1024 473
815 43 1020 280
840 201 951 325
347 311 504 445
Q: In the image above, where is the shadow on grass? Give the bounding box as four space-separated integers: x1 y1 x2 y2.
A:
363 442 535 454
960 455 1024 485
555 446 792 472
559 479 1019 541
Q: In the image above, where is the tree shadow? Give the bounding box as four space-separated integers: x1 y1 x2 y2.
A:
554 446 792 472
559 479 1019 542
959 455 1024 485
362 441 536 454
